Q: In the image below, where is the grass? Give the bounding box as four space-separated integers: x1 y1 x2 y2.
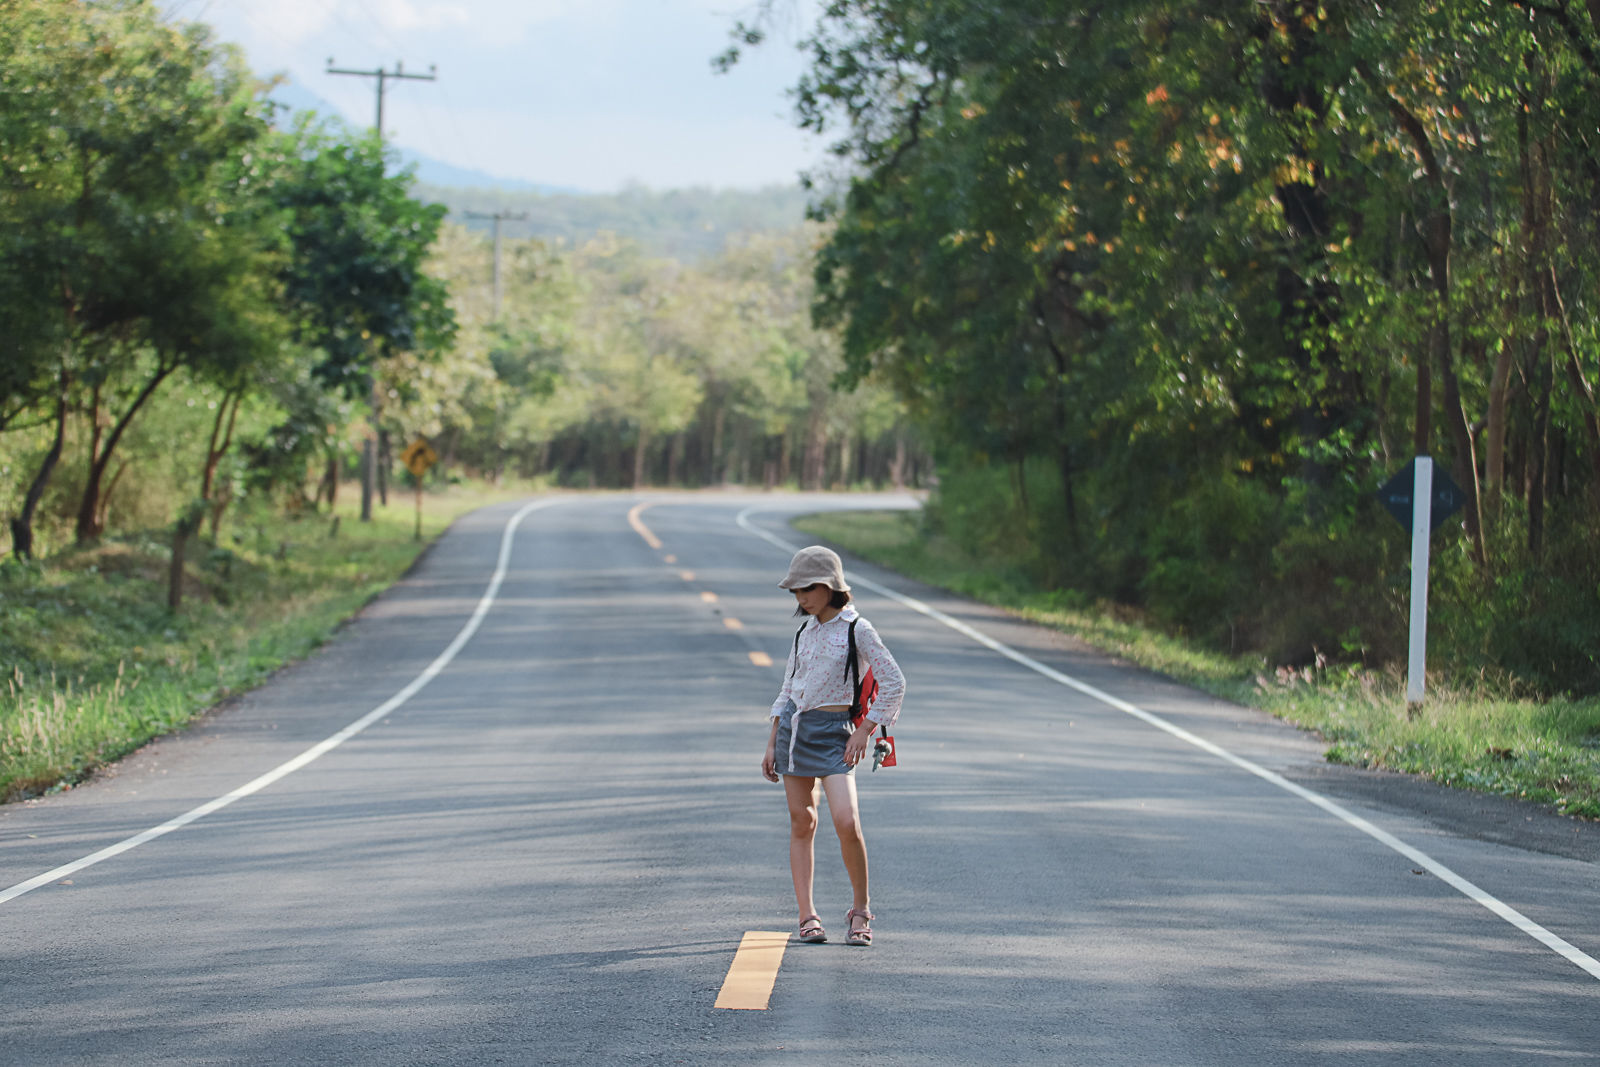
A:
794 509 1600 820
0 482 533 802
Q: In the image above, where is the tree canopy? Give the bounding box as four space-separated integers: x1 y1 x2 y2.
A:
726 0 1600 691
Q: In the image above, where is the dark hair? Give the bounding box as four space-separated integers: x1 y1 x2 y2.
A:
792 585 852 616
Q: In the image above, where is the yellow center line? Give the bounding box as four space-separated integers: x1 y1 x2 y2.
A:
663 554 677 564
714 931 791 1010
679 570 695 582
701 591 718 603
627 502 662 549
723 617 745 631
748 651 773 668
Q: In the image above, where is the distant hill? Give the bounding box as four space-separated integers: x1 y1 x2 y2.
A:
417 183 814 260
266 79 581 195
264 79 812 257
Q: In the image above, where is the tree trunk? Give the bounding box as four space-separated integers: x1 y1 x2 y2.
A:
76 360 176 544
1528 349 1553 558
1370 71 1485 561
201 390 241 509
632 426 649 488
377 427 391 506
167 502 205 611
801 404 827 491
10 370 69 560
1545 266 1600 494
96 460 129 532
709 403 726 485
1483 333 1514 511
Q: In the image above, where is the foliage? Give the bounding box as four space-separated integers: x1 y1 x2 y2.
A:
732 0 1600 695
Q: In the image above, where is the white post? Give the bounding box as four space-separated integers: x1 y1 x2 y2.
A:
1406 456 1434 705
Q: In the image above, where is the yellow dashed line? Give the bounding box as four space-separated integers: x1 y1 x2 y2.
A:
714 931 790 1010
748 651 773 668
679 570 695 582
701 591 718 604
663 554 677 564
723 617 745 631
627 502 662 549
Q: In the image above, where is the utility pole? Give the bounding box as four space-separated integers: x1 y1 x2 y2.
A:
465 211 530 319
325 58 437 141
326 58 437 522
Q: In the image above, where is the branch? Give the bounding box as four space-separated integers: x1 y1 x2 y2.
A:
1355 60 1445 191
1505 0 1600 79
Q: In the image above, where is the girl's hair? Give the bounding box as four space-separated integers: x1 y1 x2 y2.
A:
793 586 852 616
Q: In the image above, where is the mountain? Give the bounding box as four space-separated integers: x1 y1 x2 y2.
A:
264 79 580 195
417 183 813 260
263 79 813 258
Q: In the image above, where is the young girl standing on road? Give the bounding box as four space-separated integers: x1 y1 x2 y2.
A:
762 546 905 947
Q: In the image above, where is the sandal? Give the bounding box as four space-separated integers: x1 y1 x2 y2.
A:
845 907 874 946
797 914 827 943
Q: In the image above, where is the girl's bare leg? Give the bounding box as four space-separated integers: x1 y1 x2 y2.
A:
821 773 869 927
784 775 821 921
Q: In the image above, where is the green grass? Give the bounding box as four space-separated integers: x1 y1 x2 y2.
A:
0 484 532 802
794 509 1600 820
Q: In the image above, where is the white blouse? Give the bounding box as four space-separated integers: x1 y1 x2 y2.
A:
769 605 906 728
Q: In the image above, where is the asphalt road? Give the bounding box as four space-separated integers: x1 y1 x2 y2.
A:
2 492 1597 1065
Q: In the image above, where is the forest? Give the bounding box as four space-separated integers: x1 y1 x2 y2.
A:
724 0 1600 696
0 0 919 571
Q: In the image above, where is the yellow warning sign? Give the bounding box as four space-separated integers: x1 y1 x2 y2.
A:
401 437 437 477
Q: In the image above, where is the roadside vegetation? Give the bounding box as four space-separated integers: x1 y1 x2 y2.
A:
796 509 1600 819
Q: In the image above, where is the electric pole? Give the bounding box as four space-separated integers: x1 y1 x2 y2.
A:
465 210 530 319
325 58 437 141
326 58 437 523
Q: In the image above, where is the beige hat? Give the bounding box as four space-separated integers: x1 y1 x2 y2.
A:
778 545 851 592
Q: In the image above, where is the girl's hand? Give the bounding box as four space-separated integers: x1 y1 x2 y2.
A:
845 724 874 767
761 746 780 782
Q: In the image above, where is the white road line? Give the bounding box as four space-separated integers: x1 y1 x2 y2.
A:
1 498 563 908
735 506 1600 983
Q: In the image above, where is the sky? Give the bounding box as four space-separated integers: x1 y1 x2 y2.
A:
157 0 825 193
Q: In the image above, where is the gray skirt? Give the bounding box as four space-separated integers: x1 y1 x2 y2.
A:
774 701 855 777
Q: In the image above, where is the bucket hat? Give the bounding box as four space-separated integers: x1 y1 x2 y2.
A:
778 545 851 592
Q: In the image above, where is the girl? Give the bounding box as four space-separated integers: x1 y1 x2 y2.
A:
761 545 905 947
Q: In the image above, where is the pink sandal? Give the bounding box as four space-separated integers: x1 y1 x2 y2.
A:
845 907 874 946
797 914 827 943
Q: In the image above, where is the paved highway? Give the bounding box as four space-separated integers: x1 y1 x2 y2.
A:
2 492 1597 1064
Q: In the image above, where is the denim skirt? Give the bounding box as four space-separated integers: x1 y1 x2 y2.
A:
773 700 855 777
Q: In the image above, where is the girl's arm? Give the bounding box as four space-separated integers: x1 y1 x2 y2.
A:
769 628 800 718
761 716 781 781
856 620 905 728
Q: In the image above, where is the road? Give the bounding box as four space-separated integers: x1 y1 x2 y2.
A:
2 492 1597 1065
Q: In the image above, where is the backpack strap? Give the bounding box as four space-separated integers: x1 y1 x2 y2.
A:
846 619 887 738
789 622 806 678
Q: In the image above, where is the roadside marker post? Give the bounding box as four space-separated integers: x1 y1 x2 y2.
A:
1375 455 1466 708
1405 457 1433 705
